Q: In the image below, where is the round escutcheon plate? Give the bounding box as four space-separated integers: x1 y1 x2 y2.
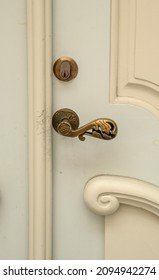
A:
52 108 79 132
53 57 78 82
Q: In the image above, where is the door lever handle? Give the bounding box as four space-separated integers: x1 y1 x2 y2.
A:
52 108 118 141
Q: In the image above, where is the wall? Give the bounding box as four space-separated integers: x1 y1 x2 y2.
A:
0 0 28 259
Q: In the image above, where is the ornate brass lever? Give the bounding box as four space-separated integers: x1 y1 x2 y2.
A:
52 108 118 141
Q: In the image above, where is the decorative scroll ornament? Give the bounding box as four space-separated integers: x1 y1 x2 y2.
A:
84 175 159 216
97 194 120 215
52 108 118 141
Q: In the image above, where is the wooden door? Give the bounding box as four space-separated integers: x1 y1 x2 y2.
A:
27 0 159 259
52 0 159 260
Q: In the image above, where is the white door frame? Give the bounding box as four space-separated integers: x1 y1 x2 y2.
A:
27 0 53 259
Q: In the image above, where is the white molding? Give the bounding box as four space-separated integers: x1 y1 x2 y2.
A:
84 175 159 216
27 0 53 259
110 0 159 119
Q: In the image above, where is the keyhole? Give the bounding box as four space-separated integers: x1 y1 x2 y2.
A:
60 61 71 80
61 70 69 79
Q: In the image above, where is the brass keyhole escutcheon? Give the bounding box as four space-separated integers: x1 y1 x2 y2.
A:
53 57 78 82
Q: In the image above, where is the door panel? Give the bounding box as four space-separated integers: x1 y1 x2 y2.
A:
52 0 159 259
110 0 159 114
106 205 159 260
84 175 159 259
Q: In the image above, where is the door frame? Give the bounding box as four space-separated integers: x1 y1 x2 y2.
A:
27 0 53 259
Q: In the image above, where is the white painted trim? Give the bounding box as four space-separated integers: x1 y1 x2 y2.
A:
109 0 119 104
84 175 159 216
27 0 53 259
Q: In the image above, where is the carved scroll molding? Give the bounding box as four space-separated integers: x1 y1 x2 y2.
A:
84 175 159 216
27 0 53 259
110 0 159 118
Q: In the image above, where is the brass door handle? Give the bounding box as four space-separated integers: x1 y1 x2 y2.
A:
52 108 118 141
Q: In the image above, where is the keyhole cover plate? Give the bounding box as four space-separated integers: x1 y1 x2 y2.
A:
53 57 78 81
